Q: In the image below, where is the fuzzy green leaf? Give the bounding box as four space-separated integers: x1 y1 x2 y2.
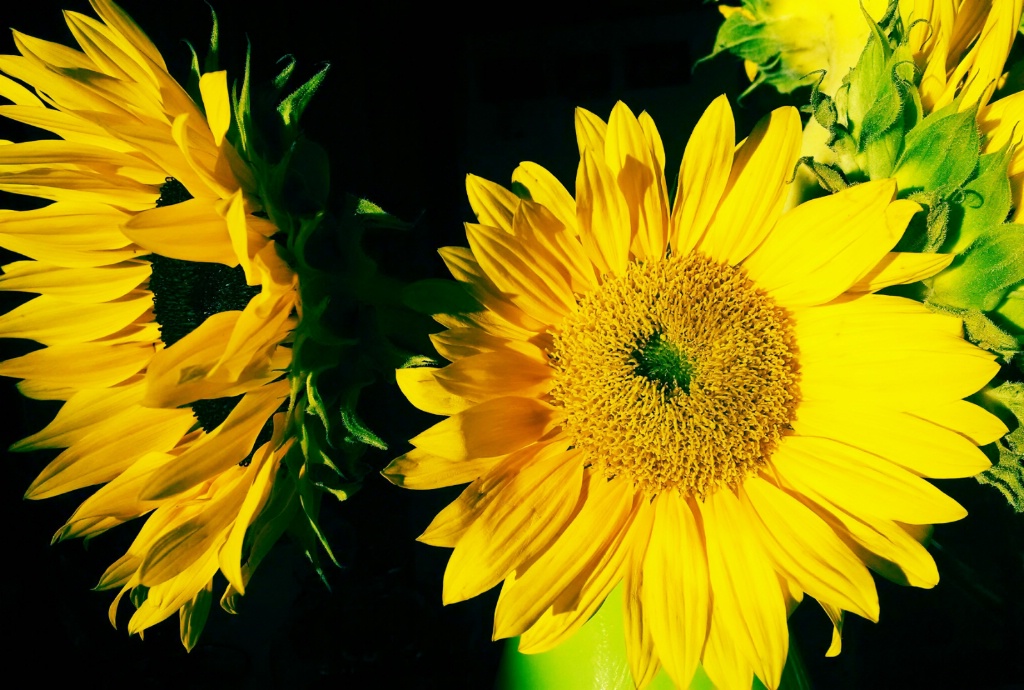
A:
950 148 1013 253
929 223 1024 310
893 105 980 195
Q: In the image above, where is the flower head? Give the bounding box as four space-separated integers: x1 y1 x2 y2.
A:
386 97 1005 689
0 0 405 648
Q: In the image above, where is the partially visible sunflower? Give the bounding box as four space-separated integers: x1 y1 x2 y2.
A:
0 0 401 648
712 0 1019 109
385 97 1005 689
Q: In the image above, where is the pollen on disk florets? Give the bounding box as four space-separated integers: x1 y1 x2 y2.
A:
549 252 800 498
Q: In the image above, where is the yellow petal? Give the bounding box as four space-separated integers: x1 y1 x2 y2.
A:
701 489 788 689
515 485 644 655
12 381 144 450
0 340 151 392
792 485 941 588
621 503 661 690
25 405 196 499
443 444 584 603
911 399 1008 446
438 245 548 334
382 446 501 490
492 472 636 639
576 147 630 276
641 494 708 689
792 399 992 478
90 0 169 71
819 601 845 657
742 181 915 307
128 551 220 635
771 436 967 525
434 348 552 402
698 106 802 265
0 166 157 210
409 396 559 461
140 381 288 500
417 466 511 547
848 251 955 292
638 111 666 173
671 94 736 255
466 222 575 323
796 295 999 408
143 310 286 408
395 366 474 416
575 107 607 155
466 174 519 232
511 199 595 294
219 436 282 593
605 101 669 261
512 161 577 233
0 260 149 302
0 292 151 344
199 71 231 148
702 606 756 690
743 477 879 621
122 198 238 265
56 450 174 541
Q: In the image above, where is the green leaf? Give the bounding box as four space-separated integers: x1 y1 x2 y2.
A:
355 197 413 230
978 444 1024 512
278 63 330 128
893 104 980 195
929 223 1024 311
796 156 850 193
995 285 1024 335
340 400 387 450
949 148 1013 253
962 309 1020 362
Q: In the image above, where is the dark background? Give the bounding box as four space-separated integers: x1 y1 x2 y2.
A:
0 1 1022 688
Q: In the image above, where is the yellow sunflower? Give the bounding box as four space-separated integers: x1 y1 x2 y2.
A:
714 0 1020 107
0 0 386 649
385 97 1006 689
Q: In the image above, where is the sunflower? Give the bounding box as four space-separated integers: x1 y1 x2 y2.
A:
712 0 1019 107
0 0 388 649
385 97 1006 689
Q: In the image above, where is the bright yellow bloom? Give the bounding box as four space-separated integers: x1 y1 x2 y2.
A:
718 0 891 95
717 0 1020 108
0 1 299 648
385 97 1006 689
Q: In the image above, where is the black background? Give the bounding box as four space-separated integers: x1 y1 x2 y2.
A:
1 1 1022 688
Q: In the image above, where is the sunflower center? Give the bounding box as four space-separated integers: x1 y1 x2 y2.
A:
549 252 799 498
632 333 693 393
149 178 260 432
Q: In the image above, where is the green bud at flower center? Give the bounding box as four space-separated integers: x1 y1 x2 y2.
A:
632 332 693 394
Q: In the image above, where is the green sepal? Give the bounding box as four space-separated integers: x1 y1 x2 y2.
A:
928 222 1024 311
846 26 920 179
220 473 300 615
796 156 850 193
978 438 1024 512
950 146 1014 253
183 5 220 105
179 583 213 652
130 584 149 609
958 309 1020 364
278 62 329 129
356 197 414 230
994 286 1024 335
977 382 1024 512
892 102 980 196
